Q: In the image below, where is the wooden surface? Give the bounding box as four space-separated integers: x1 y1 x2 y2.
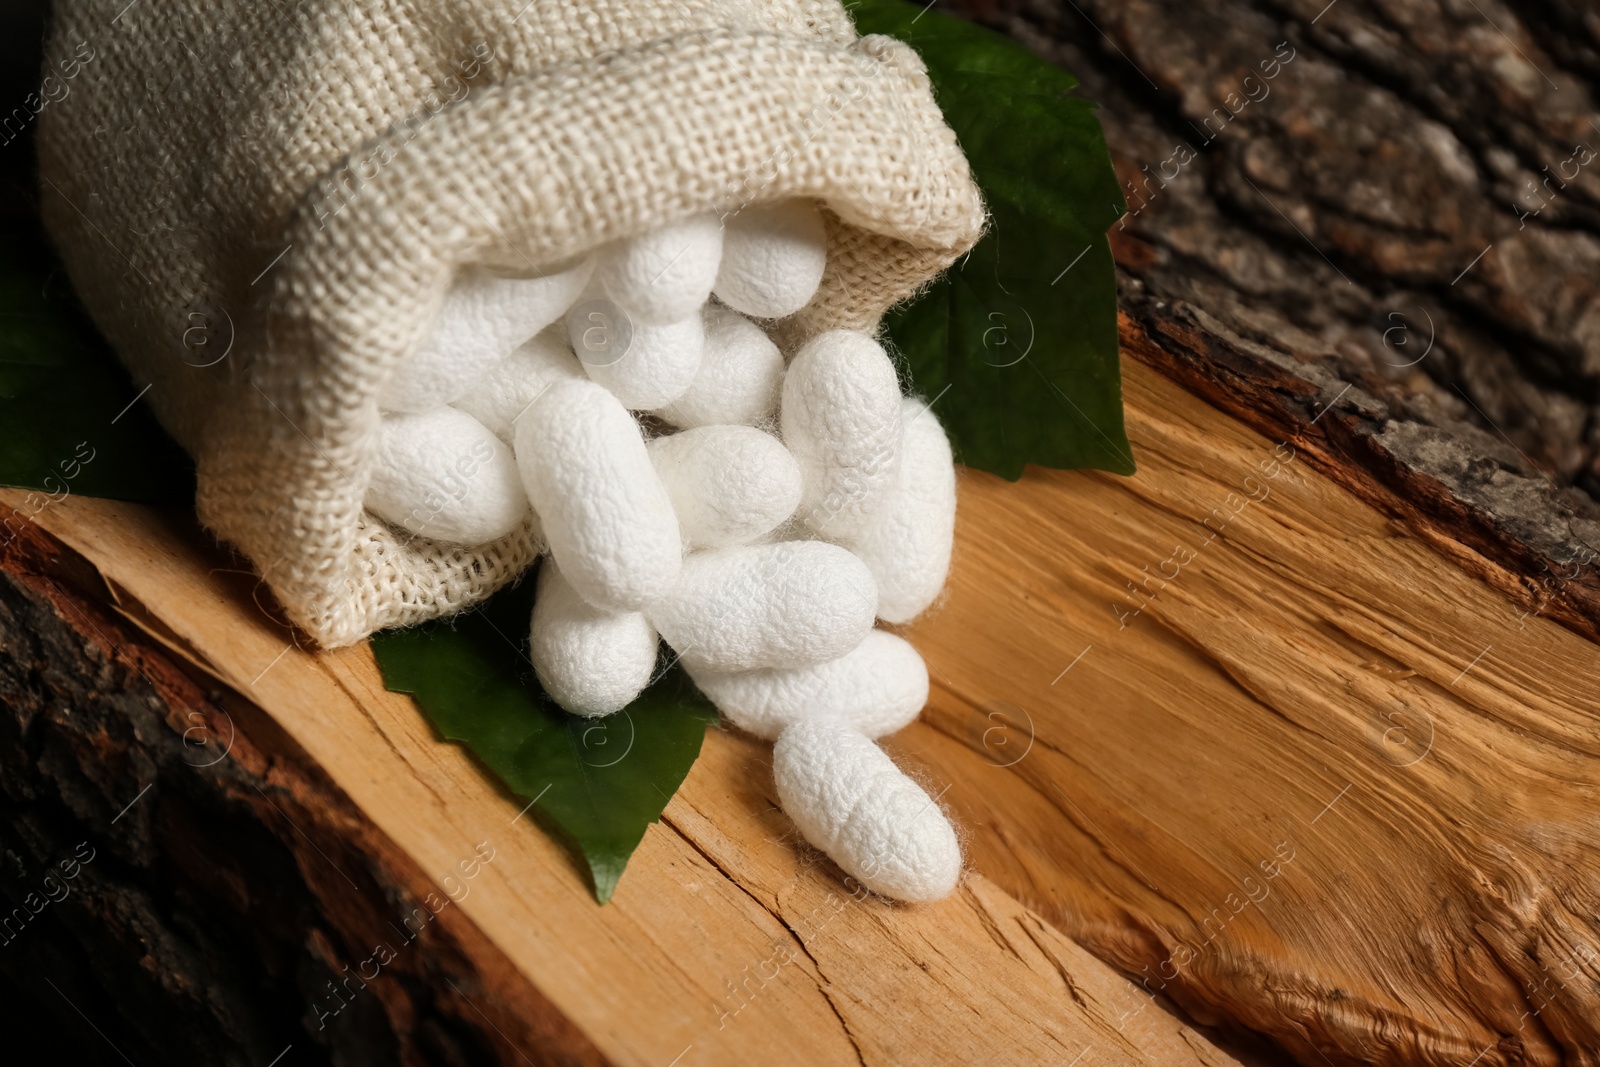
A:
898 349 1600 1063
0 403 1245 1063
8 327 1599 1062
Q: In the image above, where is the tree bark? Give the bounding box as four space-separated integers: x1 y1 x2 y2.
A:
0 517 607 1066
949 0 1600 640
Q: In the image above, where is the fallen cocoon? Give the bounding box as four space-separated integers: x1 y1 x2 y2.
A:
530 558 659 718
689 629 927 741
781 330 903 542
597 213 723 326
380 259 592 413
774 720 961 902
570 302 704 411
648 540 876 672
849 397 957 623
451 327 584 442
658 303 784 430
514 378 682 611
713 200 828 319
648 426 802 549
365 407 528 545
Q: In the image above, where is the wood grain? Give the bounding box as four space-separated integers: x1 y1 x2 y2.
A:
3 473 1238 1064
893 356 1600 1064
10 331 1597 1063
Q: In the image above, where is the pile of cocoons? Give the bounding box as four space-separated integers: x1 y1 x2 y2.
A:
366 200 961 903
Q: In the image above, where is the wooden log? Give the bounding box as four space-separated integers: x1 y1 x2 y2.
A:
8 317 1599 1062
902 2 1600 1055
0 480 1243 1065
948 0 1600 638
6 1 1598 1063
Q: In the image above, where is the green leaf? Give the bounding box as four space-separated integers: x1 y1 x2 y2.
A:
371 581 719 903
851 0 1134 479
0 232 194 505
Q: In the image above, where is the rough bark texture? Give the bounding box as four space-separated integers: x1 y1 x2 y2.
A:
0 520 607 1066
949 0 1600 641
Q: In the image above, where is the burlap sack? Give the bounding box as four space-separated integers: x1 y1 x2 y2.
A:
38 1 985 647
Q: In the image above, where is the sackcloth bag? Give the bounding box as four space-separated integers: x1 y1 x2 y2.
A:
38 0 985 647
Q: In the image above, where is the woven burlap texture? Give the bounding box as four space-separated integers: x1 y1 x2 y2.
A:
38 0 985 647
